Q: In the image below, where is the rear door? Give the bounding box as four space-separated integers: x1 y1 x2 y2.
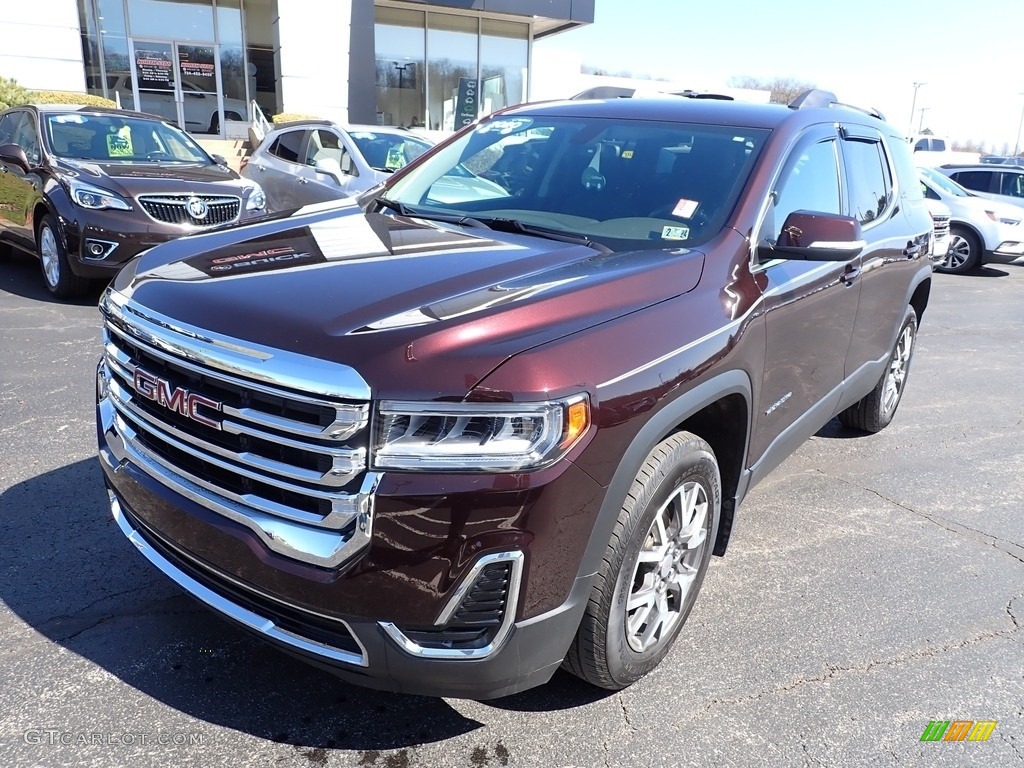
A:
840 125 924 376
251 128 307 210
749 125 861 471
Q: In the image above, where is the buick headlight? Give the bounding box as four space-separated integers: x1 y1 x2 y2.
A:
68 178 132 211
245 183 266 211
372 396 590 472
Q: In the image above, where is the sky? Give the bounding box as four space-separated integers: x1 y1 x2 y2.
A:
534 0 1024 152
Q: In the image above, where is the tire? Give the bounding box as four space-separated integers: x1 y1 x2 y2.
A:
564 431 720 690
937 226 981 274
38 214 90 300
838 307 918 433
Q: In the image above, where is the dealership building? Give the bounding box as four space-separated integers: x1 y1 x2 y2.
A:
1 0 594 136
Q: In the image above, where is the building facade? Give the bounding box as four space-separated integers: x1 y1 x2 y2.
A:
0 0 593 136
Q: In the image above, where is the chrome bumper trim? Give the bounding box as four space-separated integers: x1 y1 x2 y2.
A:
379 551 524 660
108 490 368 667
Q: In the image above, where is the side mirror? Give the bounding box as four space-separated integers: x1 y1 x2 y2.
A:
764 210 865 261
341 152 353 175
0 143 29 172
211 154 227 166
314 157 344 184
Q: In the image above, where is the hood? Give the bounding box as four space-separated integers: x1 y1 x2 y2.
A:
112 201 706 399
55 158 247 195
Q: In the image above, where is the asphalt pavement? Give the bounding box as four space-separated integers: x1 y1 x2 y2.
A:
1 248 1022 768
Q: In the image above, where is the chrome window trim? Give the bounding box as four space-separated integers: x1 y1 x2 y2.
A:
109 490 368 667
379 550 524 660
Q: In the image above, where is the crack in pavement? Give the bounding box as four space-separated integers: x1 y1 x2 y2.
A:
619 698 638 734
813 470 1024 566
700 602 1023 714
39 595 204 643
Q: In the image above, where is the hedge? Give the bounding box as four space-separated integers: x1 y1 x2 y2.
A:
32 91 116 108
272 112 322 125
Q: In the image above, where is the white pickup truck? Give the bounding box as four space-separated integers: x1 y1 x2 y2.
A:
910 135 980 167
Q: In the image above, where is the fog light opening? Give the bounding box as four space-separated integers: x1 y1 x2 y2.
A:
83 239 119 260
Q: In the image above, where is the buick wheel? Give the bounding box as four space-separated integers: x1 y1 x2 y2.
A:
938 226 981 274
37 215 90 299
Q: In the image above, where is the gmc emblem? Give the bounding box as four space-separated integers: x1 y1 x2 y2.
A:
132 368 222 430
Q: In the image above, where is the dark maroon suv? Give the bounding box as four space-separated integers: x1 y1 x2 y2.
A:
0 105 265 299
96 91 933 698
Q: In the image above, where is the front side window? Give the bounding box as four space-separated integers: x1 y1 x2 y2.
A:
347 130 430 173
384 115 768 250
843 139 892 224
998 172 1024 198
304 129 354 175
764 138 841 245
10 112 40 165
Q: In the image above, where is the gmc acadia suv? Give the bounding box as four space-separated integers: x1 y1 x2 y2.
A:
97 91 933 698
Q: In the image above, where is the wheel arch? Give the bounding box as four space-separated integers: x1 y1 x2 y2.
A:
578 370 753 583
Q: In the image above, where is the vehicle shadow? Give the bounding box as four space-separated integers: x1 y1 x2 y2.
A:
0 248 107 305
814 416 866 439
0 459 610 756
969 266 1010 278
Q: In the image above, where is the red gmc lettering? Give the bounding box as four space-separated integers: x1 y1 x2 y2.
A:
132 369 222 430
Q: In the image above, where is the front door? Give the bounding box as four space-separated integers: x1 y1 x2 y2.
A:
130 40 225 136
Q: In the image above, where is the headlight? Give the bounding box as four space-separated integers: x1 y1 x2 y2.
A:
372 395 590 472
67 178 132 211
245 183 266 211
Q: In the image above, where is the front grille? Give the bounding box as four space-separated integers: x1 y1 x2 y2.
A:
138 194 240 227
931 214 950 238
101 302 373 563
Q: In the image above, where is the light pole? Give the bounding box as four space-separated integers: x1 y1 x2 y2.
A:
918 107 931 133
1015 93 1024 157
392 62 411 126
909 81 926 135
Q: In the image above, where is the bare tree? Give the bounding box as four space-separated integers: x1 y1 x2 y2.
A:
728 75 817 104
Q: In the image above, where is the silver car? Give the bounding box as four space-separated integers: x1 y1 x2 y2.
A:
939 164 1024 211
240 121 433 211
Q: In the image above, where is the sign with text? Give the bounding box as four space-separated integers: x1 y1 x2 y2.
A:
455 77 478 130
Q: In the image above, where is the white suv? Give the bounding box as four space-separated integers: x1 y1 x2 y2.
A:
918 166 1024 273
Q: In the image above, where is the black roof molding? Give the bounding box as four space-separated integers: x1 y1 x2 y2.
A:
789 89 886 122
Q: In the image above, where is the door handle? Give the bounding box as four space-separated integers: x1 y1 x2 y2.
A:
840 264 861 286
255 164 265 171
297 177 308 184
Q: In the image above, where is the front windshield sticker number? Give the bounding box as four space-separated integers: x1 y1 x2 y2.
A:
107 127 134 157
622 150 635 159
662 225 690 240
351 132 376 140
478 118 533 135
53 115 86 124
385 144 406 171
671 199 699 218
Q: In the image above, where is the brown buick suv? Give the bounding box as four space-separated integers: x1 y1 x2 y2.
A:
97 91 933 698
0 105 265 299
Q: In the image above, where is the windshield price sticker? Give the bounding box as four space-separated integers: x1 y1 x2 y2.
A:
662 225 690 240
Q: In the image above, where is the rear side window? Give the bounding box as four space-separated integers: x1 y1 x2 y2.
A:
887 134 925 202
842 138 892 224
269 130 304 162
951 171 992 193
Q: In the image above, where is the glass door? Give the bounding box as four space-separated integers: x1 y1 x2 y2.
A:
129 39 225 135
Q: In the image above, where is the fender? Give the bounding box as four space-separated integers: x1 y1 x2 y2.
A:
573 368 753 586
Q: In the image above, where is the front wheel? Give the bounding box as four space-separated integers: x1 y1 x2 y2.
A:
838 307 918 433
38 215 90 300
563 432 719 690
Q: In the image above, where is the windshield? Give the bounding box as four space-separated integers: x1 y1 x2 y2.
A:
44 113 212 163
920 166 969 197
347 130 432 172
382 115 769 250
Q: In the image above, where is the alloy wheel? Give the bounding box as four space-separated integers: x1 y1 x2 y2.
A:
882 322 915 415
943 235 971 271
625 480 710 653
40 225 60 287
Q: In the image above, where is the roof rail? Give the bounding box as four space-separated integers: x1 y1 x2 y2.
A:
788 89 886 121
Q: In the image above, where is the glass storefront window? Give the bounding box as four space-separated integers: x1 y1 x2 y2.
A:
480 20 528 118
375 7 426 129
427 14 478 132
216 0 248 113
127 0 216 41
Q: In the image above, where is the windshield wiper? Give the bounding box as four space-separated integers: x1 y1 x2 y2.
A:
375 197 488 229
477 217 612 253
370 166 396 174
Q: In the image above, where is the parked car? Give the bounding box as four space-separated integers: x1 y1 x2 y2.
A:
0 104 266 299
979 155 1024 166
919 166 1024 272
939 164 1024 210
241 121 433 211
909 134 979 167
925 198 951 266
87 74 247 134
98 90 933 698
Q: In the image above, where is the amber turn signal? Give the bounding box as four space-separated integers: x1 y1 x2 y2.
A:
560 400 590 450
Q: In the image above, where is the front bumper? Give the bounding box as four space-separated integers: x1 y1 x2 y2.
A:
98 394 604 699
